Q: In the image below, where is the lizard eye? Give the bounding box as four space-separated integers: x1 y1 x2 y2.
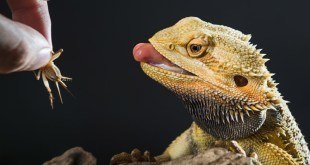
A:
234 75 248 87
190 44 202 52
187 38 208 57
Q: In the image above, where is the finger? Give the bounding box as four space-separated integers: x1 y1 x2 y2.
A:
7 0 52 45
0 14 51 73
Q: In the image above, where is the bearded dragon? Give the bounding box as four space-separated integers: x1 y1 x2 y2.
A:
111 17 310 165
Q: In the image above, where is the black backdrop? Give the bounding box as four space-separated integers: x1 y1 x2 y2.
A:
0 0 309 164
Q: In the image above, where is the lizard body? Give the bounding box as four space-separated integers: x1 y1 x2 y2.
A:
112 17 310 165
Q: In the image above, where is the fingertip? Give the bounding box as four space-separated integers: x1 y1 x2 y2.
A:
27 47 52 71
38 47 52 66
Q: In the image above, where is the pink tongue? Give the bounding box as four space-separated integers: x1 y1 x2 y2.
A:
133 43 171 65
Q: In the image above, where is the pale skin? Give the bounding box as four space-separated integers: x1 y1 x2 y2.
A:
0 0 71 108
0 0 52 73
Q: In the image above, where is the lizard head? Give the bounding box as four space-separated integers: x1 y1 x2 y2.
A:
135 17 282 139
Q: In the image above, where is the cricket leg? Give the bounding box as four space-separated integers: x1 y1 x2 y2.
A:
50 49 63 62
42 73 54 108
33 70 41 80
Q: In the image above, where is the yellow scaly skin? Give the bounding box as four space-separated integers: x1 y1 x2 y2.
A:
140 17 309 165
110 17 309 165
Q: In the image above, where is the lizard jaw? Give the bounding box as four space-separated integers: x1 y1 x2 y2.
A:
150 63 193 75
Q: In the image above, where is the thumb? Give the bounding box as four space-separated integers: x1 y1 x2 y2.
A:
0 15 51 73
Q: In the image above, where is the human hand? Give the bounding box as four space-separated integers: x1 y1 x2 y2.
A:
0 0 52 74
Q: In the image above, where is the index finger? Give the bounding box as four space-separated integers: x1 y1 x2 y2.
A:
7 0 52 45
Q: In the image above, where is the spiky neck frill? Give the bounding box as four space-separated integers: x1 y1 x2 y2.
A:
180 94 268 140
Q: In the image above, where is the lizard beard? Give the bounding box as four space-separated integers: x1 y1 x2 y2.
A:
181 97 267 140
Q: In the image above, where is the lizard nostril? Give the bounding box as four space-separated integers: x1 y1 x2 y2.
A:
234 75 248 87
168 44 175 50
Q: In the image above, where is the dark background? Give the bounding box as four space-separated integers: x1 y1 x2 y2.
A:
0 0 309 164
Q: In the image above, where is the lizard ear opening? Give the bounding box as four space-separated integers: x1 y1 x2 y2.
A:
234 75 248 87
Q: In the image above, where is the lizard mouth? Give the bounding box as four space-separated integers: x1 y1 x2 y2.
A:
133 43 194 76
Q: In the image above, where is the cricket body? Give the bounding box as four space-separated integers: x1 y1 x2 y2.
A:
35 49 72 109
112 17 310 165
